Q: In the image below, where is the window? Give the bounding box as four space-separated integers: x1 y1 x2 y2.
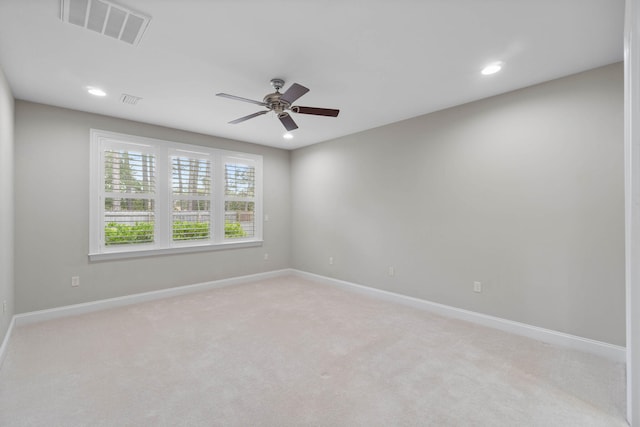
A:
224 160 256 239
90 130 262 260
103 146 156 246
170 151 211 243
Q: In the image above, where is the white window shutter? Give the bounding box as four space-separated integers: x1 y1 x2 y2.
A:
89 130 263 259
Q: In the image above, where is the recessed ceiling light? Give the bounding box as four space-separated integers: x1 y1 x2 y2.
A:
481 62 503 76
87 87 107 97
283 133 294 140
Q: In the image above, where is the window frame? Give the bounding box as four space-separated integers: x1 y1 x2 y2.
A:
89 129 263 261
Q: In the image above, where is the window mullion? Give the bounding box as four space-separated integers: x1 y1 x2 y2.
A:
213 153 224 244
155 148 169 248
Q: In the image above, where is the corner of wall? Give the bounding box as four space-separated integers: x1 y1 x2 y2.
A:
0 64 16 350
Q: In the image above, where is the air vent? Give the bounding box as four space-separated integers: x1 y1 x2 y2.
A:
120 94 142 105
60 0 150 46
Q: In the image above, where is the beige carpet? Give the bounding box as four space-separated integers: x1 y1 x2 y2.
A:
0 275 627 426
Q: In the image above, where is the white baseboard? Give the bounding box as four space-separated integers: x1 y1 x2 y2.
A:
14 269 292 327
290 269 626 363
6 268 626 364
0 316 16 369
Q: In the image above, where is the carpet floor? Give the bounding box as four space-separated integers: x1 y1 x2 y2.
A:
0 275 627 426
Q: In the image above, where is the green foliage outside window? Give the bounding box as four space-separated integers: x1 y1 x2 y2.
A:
224 221 247 238
105 221 246 245
105 222 154 245
172 221 210 241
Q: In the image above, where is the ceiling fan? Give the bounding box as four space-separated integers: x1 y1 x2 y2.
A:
216 79 340 132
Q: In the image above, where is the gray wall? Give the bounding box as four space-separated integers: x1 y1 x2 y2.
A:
11 63 625 346
291 63 625 345
0 66 14 345
14 102 291 313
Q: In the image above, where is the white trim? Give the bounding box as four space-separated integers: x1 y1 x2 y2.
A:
14 269 291 326
7 269 626 366
0 316 16 369
625 0 640 423
89 240 263 262
290 270 626 363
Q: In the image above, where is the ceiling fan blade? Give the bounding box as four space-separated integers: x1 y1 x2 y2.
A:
279 83 309 104
216 93 267 107
229 110 268 124
278 113 298 131
292 106 340 117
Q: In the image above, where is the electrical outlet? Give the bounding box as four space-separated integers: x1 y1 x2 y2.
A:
71 276 80 287
2 300 6 313
473 281 482 293
264 214 269 222
329 256 334 265
388 266 395 277
264 253 269 261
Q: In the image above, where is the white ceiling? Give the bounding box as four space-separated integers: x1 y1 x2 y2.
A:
0 0 625 150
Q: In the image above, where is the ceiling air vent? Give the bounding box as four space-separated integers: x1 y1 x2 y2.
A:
120 94 142 105
60 0 151 46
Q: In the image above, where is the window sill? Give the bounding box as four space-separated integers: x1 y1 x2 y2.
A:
89 240 263 262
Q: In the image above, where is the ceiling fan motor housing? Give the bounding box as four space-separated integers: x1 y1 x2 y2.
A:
264 80 290 114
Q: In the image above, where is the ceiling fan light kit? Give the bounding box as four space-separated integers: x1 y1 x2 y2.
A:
216 79 340 132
